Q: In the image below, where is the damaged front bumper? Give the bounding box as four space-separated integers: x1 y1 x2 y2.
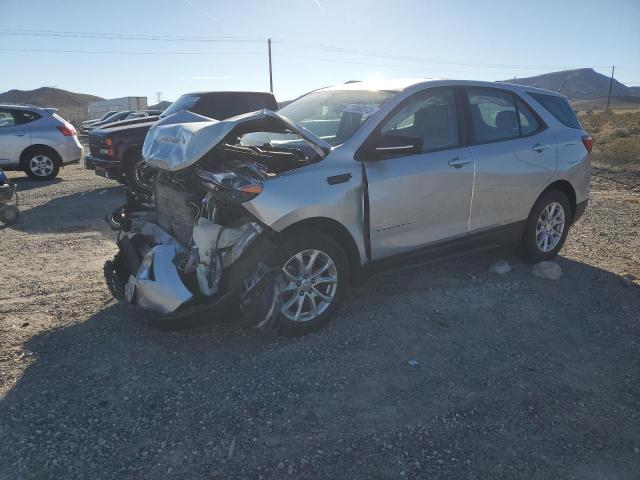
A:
104 212 283 330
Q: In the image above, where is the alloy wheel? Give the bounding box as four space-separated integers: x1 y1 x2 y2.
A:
535 202 566 252
29 155 54 177
280 249 338 322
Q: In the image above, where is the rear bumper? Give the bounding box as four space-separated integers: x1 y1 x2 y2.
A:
84 154 124 182
58 139 84 165
574 199 588 223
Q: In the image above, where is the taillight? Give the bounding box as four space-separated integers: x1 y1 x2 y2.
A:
99 137 113 156
57 124 76 136
581 135 593 154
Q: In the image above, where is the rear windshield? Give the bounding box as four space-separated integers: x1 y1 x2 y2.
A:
160 93 276 120
160 94 200 118
528 92 581 129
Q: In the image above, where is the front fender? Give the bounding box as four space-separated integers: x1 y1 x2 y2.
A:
242 161 367 264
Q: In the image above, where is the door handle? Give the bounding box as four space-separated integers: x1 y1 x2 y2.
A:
448 157 472 168
532 143 550 153
15 132 26 137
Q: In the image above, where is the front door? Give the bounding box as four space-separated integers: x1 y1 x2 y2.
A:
363 88 475 260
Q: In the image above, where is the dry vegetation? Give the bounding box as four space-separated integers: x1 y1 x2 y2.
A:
579 109 640 178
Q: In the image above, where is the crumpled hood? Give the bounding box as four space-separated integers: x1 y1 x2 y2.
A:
142 109 331 172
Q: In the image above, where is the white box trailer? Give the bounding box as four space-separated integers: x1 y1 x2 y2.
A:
88 97 148 117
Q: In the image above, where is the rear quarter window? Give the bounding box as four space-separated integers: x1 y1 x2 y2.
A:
528 92 581 129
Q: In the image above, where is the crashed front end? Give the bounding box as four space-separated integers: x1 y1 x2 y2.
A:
104 109 330 329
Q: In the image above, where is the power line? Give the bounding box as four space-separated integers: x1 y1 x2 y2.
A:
273 39 613 71
0 29 264 43
272 53 530 77
0 48 264 55
0 28 619 72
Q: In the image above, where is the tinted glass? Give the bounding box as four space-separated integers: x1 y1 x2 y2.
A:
160 94 200 118
528 92 581 129
468 89 519 142
517 99 540 136
380 88 459 152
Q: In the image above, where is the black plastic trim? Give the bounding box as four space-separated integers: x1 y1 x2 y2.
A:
327 173 352 185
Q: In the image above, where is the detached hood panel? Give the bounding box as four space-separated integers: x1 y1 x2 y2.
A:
142 109 331 172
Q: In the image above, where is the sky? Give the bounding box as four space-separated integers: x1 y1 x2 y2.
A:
1 0 639 103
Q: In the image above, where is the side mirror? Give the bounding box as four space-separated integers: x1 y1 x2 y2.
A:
369 133 423 158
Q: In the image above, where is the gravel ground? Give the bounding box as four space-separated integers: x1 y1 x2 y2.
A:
1 163 639 479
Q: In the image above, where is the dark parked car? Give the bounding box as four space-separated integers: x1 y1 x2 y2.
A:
84 91 278 191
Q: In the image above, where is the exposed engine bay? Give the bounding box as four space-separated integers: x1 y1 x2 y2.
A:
104 109 331 331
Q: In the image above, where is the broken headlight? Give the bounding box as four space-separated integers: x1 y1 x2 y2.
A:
195 164 265 204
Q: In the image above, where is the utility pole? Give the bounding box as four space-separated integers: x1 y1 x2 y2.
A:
606 66 615 110
268 38 273 94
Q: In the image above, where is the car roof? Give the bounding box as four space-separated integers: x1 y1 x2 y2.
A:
0 104 57 111
317 78 565 98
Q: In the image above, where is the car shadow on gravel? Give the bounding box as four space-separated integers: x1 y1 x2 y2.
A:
1 254 639 479
0 186 123 234
10 177 63 192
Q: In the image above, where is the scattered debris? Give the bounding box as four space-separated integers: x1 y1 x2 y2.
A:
532 261 562 280
408 359 419 367
489 259 512 274
20 322 29 328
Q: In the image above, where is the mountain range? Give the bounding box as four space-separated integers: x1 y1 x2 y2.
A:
1 68 638 118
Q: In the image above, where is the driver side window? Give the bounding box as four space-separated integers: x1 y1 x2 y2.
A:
380 88 460 152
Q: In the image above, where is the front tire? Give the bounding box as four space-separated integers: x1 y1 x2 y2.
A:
269 232 349 336
521 190 572 262
24 148 60 180
124 156 155 193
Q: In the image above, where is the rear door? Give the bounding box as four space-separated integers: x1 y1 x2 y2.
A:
0 109 32 166
465 87 557 232
363 87 475 259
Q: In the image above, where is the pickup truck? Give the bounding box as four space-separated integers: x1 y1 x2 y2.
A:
84 91 278 192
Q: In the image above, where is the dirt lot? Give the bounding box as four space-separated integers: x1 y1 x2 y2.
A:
1 163 639 479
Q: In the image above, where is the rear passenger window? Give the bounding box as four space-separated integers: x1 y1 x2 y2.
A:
467 89 519 142
517 99 539 136
0 110 16 127
528 92 581 129
15 110 41 125
380 88 459 152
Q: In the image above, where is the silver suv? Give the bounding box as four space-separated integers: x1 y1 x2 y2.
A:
0 105 84 180
105 79 591 335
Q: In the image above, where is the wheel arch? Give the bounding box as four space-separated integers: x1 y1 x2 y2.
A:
540 180 577 220
19 144 62 170
275 217 363 285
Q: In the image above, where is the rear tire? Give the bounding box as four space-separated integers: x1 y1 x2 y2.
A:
521 190 572 262
268 232 349 336
23 147 61 180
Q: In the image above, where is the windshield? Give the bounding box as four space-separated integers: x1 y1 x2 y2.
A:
242 89 395 148
160 94 199 118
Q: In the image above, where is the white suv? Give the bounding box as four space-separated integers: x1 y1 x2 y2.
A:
0 105 84 180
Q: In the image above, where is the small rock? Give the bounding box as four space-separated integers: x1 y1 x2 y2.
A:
489 259 512 275
20 322 29 328
621 273 638 288
287 464 294 475
531 261 562 280
277 462 285 470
